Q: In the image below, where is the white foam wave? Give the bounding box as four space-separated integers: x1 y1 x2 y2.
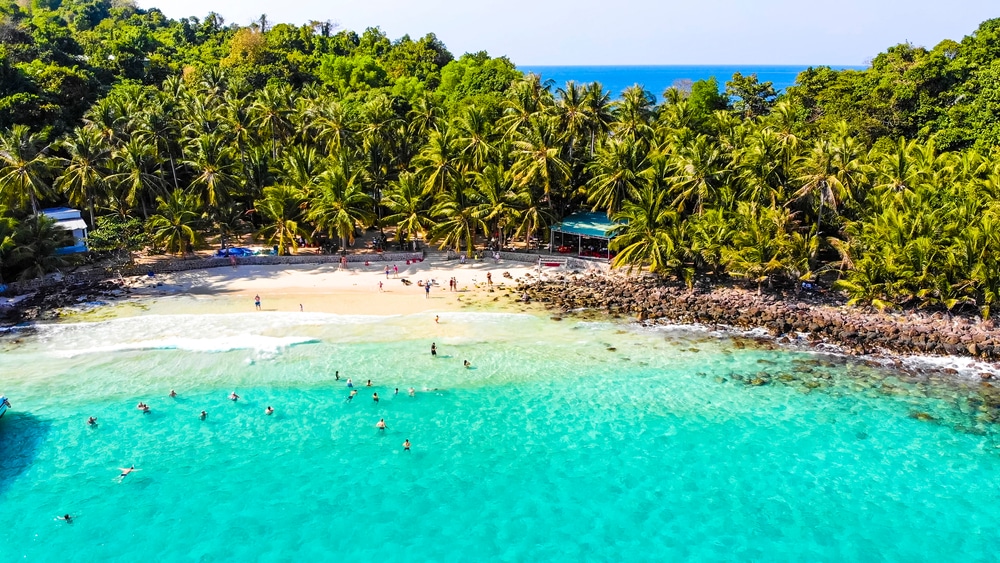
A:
53 335 318 357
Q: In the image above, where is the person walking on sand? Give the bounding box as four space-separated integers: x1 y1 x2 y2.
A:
425 283 431 299
385 265 391 279
254 294 261 310
379 281 383 292
486 272 492 288
393 264 398 277
435 315 439 324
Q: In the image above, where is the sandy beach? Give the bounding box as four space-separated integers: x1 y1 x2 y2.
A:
117 256 546 316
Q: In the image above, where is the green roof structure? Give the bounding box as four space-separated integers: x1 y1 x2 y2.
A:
550 212 617 239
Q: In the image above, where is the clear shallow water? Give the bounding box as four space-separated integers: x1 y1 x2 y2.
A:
1 309 999 561
516 65 868 98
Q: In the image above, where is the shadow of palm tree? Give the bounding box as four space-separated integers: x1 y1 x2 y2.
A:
0 412 51 497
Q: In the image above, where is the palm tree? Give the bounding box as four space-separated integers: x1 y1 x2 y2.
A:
56 128 109 227
0 125 53 215
382 173 433 248
671 135 730 215
471 165 519 248
184 134 239 210
429 185 485 254
255 185 307 255
610 184 685 275
453 105 498 172
147 189 204 255
612 86 655 144
586 136 649 216
108 138 164 220
415 128 463 196
307 168 374 249
251 84 293 158
510 117 569 205
9 215 70 280
582 81 614 157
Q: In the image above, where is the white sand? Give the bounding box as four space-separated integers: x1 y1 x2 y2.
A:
122 257 547 315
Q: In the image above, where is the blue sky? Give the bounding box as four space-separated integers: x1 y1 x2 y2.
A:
143 0 999 65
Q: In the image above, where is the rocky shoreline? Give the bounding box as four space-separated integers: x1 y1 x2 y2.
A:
518 272 1000 372
0 279 129 326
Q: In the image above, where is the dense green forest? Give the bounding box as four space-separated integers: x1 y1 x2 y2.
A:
2 0 1000 317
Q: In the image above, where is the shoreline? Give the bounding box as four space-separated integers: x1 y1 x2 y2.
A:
519 272 1000 379
7 260 1000 383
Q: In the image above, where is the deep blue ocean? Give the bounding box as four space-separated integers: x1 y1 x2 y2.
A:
517 65 868 99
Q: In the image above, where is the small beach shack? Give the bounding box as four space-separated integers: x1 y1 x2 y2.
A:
38 207 88 254
549 211 617 259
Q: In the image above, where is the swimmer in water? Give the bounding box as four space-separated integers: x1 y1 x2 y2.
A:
87 416 97 426
366 379 372 387
229 392 240 401
408 387 415 397
335 371 340 381
117 465 139 481
431 343 437 356
347 390 357 402
463 360 471 368
373 392 379 404
346 378 353 388
200 410 207 420
265 406 274 415
57 514 72 523
136 402 150 413
168 389 177 398
394 387 399 395
376 418 387 430
403 439 411 451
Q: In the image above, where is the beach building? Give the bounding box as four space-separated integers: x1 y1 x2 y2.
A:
39 207 88 254
549 211 617 260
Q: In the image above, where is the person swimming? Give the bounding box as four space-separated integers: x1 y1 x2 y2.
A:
373 392 379 404
168 390 177 398
394 387 399 395
463 360 471 368
347 390 357 402
366 379 373 387
136 402 150 413
403 439 411 451
408 387 415 397
376 418 387 430
117 465 139 481
346 378 353 388
57 514 72 523
87 416 97 426
200 410 207 420
229 392 240 401
265 406 274 415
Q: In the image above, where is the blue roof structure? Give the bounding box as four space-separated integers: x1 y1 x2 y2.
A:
550 212 617 239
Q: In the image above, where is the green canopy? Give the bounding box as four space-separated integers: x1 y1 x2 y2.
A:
550 212 616 240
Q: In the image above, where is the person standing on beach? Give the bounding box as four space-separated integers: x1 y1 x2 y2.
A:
379 281 383 292
385 265 391 279
425 283 431 299
393 264 398 277
486 272 492 289
254 295 261 310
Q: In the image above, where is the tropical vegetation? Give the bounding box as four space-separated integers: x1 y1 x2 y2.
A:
1 1 1000 319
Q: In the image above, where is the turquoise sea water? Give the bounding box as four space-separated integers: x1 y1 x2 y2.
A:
2 307 1000 561
516 65 869 98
